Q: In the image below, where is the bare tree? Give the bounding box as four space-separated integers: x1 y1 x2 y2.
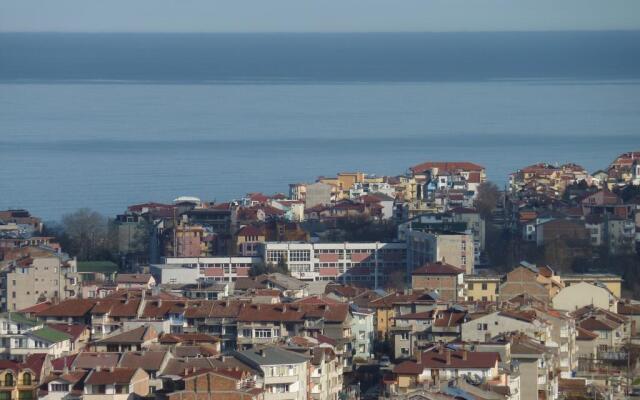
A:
475 181 500 220
60 208 113 260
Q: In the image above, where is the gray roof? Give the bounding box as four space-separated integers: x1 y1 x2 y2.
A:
260 273 307 290
235 347 309 367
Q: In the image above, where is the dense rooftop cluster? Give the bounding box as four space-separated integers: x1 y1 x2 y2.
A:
1 150 639 399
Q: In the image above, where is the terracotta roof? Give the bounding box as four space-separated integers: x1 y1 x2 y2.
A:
576 327 599 340
73 352 120 370
433 310 467 327
393 360 423 375
236 225 264 237
91 298 141 318
394 310 436 320
51 354 78 371
36 299 96 317
119 351 167 371
85 367 139 385
617 301 640 315
237 304 306 323
19 301 53 314
579 317 619 332
420 348 499 369
95 326 156 344
412 262 464 275
158 333 219 344
497 310 538 323
411 161 485 174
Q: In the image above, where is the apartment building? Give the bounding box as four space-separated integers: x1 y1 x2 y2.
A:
411 262 465 301
405 230 474 275
234 347 309 400
1 248 79 312
465 275 501 302
259 242 406 284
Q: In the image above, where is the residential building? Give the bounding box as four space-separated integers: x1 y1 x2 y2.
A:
390 346 499 395
234 347 309 400
0 363 39 400
83 367 149 399
465 275 501 302
304 183 333 209
411 262 464 301
461 310 551 344
406 230 474 275
160 369 263 400
1 249 79 312
560 274 622 298
552 282 617 312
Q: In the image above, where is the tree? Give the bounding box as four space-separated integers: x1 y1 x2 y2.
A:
475 181 500 220
59 208 114 261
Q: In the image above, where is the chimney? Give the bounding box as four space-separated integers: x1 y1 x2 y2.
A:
462 350 468 361
259 349 266 357
184 368 189 376
96 366 102 372
445 351 451 365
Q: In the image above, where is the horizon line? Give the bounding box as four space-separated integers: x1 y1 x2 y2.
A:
2 29 640 35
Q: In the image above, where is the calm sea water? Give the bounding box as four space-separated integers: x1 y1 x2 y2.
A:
1 32 639 220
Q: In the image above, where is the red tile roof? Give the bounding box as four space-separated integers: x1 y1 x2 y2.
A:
85 367 139 385
36 299 96 317
420 348 499 369
412 262 464 275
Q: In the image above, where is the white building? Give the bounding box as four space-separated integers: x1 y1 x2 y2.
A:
259 242 406 285
155 256 262 283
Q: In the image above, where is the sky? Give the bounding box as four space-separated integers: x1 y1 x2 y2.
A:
1 0 640 33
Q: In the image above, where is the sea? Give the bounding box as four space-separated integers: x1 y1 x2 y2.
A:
1 32 639 220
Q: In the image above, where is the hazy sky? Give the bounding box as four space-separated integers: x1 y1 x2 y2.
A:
2 0 640 32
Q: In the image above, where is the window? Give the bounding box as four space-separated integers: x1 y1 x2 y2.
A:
92 385 106 394
255 329 272 338
468 283 474 290
270 384 289 393
400 332 409 340
51 383 69 392
242 329 251 338
115 385 129 394
481 283 488 290
4 373 14 387
22 373 31 385
289 250 311 262
359 331 365 340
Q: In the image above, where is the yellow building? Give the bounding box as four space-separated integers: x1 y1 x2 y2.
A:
560 274 622 298
465 275 502 302
0 368 38 400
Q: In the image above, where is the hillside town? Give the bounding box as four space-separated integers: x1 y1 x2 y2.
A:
1 151 640 400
